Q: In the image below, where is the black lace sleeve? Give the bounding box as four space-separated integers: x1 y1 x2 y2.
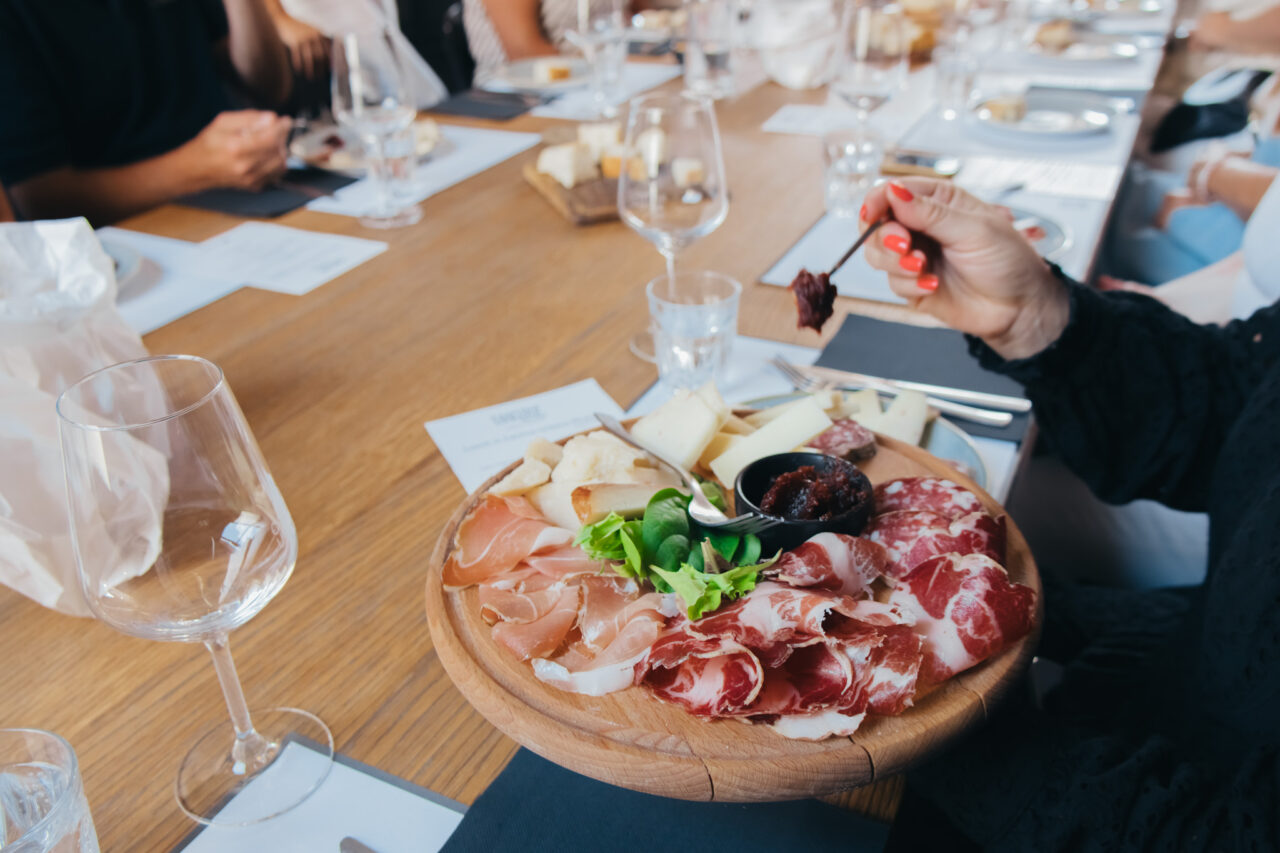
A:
968 274 1280 511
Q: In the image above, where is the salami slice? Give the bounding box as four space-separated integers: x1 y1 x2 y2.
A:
873 477 984 520
866 509 1006 581
810 418 877 461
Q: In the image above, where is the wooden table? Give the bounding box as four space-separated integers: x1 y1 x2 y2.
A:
2 77 1003 850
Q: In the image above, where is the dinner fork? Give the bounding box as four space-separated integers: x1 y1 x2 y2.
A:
771 359 1014 428
594 413 783 537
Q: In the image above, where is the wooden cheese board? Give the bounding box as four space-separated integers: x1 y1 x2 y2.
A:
522 162 621 225
425 429 1042 801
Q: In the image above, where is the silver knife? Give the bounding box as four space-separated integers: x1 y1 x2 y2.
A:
805 364 1032 413
340 837 379 853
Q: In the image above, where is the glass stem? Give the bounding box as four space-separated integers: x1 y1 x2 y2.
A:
205 632 273 776
371 134 391 217
662 249 677 282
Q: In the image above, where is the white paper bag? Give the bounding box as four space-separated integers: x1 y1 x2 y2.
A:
0 218 160 616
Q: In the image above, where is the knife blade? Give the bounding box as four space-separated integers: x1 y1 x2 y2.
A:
804 364 1032 413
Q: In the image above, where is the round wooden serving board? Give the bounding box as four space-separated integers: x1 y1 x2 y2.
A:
425 431 1042 801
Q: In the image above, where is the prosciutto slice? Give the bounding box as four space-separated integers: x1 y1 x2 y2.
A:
490 583 581 661
523 546 609 581
770 532 890 598
532 614 666 696
873 477 983 520
443 495 573 588
888 552 1036 683
866 509 1006 581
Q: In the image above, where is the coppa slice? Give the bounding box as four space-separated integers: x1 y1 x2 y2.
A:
888 552 1037 684
866 509 1006 582
769 532 890 598
443 495 574 588
688 581 865 664
640 625 765 717
873 477 983 520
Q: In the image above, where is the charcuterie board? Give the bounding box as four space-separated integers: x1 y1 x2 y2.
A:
522 163 621 225
425 429 1041 801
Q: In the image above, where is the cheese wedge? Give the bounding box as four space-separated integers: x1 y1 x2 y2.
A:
672 157 706 188
571 483 665 524
709 399 833 488
630 390 725 471
744 391 841 428
863 390 930 445
525 437 564 468
577 122 622 160
533 57 573 82
536 142 597 189
699 431 742 469
491 458 553 496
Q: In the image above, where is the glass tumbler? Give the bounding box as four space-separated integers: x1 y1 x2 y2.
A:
646 270 741 389
822 128 883 218
0 729 98 853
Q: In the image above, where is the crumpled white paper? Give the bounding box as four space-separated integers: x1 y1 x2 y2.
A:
0 218 164 616
281 0 448 108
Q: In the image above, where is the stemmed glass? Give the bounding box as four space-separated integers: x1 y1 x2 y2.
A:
332 27 423 229
573 0 627 118
56 355 332 826
617 91 729 360
832 0 908 122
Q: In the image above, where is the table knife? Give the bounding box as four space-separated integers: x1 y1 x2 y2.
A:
805 364 1032 413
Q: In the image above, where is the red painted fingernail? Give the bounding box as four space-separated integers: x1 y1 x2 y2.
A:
917 274 939 291
859 203 868 221
899 254 925 273
883 234 910 254
889 182 914 201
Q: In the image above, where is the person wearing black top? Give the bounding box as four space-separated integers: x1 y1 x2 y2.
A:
859 178 1279 850
0 0 294 224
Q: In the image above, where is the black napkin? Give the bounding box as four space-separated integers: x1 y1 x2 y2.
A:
441 749 890 853
175 167 357 218
816 314 1030 442
429 90 536 120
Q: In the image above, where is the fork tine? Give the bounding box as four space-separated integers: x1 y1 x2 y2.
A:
770 357 813 390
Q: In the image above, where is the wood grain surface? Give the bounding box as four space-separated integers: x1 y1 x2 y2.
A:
0 70 1025 850
426 430 1041 801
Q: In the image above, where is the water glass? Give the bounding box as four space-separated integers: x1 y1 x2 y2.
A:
934 43 979 119
823 129 883 218
647 271 741 389
833 0 908 119
381 123 421 211
0 729 97 853
684 0 736 100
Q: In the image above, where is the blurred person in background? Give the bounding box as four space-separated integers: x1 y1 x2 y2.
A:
463 0 625 80
0 0 294 225
0 183 13 223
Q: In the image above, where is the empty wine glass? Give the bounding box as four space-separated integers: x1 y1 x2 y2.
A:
332 28 423 229
618 91 729 359
573 0 627 117
56 355 332 827
833 0 908 122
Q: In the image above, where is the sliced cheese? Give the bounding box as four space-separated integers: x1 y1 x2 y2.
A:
536 142 597 189
709 399 833 488
571 483 665 524
577 122 622 160
552 430 650 485
524 437 564 468
744 391 841 428
699 431 742 469
833 389 882 420
720 414 756 435
491 458 552 496
869 390 930 445
527 481 580 530
694 381 730 421
629 389 725 471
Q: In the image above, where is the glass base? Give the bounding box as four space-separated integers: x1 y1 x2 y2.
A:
629 329 656 363
175 707 333 826
359 203 423 230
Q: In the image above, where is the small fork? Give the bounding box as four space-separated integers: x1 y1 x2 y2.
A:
771 358 1014 429
594 413 783 537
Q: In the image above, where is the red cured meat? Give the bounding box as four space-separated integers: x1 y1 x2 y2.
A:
641 625 765 717
744 642 854 717
866 509 1006 581
809 418 877 461
872 477 984 520
490 583 581 661
888 552 1036 683
443 495 573 588
771 532 890 597
689 581 863 655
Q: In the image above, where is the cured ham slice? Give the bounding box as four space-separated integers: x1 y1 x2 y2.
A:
866 509 1005 581
873 477 983 520
770 532 890 598
478 568 562 625
490 583 581 661
766 708 867 740
533 614 666 696
689 581 862 663
523 545 609 580
743 642 854 717
443 495 573 588
888 552 1036 683
641 625 765 717
575 576 667 652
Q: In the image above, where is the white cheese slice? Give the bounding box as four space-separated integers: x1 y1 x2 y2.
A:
536 142 598 189
709 399 833 488
577 122 622 160
524 437 564 468
491 458 552 496
630 389 725 471
833 389 882 419
571 483 666 524
743 391 841 428
698 431 742 469
870 389 930 445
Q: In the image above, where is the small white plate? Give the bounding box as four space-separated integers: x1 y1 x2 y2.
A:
1005 206 1070 260
971 92 1113 139
1027 38 1140 62
492 58 590 93
99 237 144 297
290 118 442 174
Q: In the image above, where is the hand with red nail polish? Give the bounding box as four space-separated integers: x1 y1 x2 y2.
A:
859 177 1068 359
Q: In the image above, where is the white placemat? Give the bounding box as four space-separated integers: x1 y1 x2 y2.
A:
896 106 1141 167
192 223 387 295
308 125 540 218
484 63 683 122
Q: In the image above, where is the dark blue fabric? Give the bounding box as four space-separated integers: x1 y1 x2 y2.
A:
441 749 890 853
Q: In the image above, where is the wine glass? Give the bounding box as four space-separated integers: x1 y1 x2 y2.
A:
573 0 627 118
617 91 729 360
332 28 423 229
832 0 908 122
56 355 332 826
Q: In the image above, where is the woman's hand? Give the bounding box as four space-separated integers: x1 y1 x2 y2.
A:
860 177 1070 360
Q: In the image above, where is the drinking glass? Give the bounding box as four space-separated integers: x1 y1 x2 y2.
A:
648 271 741 389
0 729 98 853
56 355 332 826
618 91 729 360
823 128 883 217
577 0 627 117
684 0 737 100
332 28 423 229
934 41 979 119
832 0 908 121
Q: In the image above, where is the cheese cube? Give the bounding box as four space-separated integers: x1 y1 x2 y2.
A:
636 127 669 176
525 437 564 468
672 157 706 188
709 399 833 488
577 122 622 160
533 57 573 82
552 431 650 485
536 142 598 189
491 458 552 497
630 389 725 471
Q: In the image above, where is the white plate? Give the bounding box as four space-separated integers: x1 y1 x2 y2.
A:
1027 38 1140 62
99 237 144 297
289 118 442 174
1006 206 1070 260
970 91 1113 139
492 58 590 93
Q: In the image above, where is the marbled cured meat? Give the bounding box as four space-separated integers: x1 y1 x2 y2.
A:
443 495 573 588
770 532 890 598
866 509 1006 581
872 477 984 519
810 418 877 461
641 624 765 716
888 552 1036 683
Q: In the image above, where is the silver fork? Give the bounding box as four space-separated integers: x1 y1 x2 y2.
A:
771 359 1014 429
594 413 783 537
